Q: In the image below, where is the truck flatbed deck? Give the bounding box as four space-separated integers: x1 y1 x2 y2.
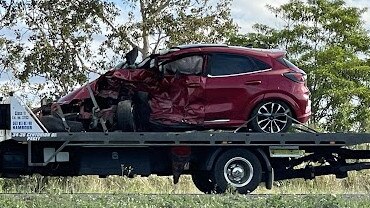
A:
2 96 370 194
10 131 370 147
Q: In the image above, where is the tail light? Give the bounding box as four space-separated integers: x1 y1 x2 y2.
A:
284 72 307 85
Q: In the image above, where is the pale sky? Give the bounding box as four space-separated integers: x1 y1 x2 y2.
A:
231 0 370 33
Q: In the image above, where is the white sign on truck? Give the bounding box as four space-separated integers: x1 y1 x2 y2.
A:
9 96 46 133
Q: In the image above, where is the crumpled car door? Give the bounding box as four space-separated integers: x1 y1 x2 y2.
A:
149 55 206 126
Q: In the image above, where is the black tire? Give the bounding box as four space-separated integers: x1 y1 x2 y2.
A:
117 100 136 131
250 100 293 133
191 171 215 194
132 92 151 131
39 116 84 132
213 149 262 194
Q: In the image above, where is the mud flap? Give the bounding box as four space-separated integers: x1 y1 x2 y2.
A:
256 148 274 189
171 147 191 184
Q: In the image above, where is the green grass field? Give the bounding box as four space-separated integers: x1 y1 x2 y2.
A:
1 170 370 194
0 194 369 208
1 170 370 207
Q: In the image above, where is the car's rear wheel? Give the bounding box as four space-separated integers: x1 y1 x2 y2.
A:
250 100 292 133
117 100 136 132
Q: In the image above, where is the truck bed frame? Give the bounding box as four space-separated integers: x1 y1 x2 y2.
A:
2 96 370 194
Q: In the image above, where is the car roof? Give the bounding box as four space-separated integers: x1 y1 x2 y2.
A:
228 46 286 57
170 44 228 49
161 44 286 58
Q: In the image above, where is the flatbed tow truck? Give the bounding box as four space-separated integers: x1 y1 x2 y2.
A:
1 95 370 194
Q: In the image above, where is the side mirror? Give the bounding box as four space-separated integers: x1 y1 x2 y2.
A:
125 47 139 66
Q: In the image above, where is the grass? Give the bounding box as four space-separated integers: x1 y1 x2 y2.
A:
255 170 370 194
0 194 370 208
0 175 199 194
1 171 370 207
1 170 370 194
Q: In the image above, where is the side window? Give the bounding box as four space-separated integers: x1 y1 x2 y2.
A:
208 53 271 76
163 55 203 75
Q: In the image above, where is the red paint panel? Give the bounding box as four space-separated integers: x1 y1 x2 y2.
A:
149 75 205 125
204 71 271 125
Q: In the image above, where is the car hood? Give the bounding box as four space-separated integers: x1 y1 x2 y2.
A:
57 68 154 105
57 80 98 105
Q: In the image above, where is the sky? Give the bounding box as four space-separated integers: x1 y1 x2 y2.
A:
231 0 370 33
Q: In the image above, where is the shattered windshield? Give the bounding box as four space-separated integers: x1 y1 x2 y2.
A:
137 56 151 68
114 62 126 69
113 56 151 70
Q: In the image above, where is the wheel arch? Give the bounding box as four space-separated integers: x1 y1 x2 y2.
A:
247 93 299 121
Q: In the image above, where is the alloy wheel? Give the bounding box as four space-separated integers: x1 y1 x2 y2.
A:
256 102 290 133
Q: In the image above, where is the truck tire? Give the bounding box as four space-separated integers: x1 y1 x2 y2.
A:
117 100 136 132
213 149 262 194
191 171 215 194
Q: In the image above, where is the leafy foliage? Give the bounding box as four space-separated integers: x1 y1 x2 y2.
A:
97 0 237 58
229 0 370 132
1 0 118 96
0 0 236 97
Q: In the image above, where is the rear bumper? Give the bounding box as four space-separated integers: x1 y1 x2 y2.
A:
297 112 311 123
296 97 311 123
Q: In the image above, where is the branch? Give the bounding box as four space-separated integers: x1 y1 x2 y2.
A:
0 0 15 25
59 31 102 76
99 15 145 55
151 31 167 54
151 0 171 16
25 11 51 47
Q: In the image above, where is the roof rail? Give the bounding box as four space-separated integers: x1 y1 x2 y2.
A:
170 44 228 50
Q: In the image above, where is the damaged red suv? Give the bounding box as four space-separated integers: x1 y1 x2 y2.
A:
41 44 311 133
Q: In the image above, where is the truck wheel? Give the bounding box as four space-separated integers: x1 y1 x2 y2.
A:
191 171 215 194
117 100 136 131
213 149 262 194
250 100 292 133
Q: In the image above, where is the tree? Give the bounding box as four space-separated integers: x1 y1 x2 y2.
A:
0 0 118 96
0 0 236 98
98 0 236 58
228 0 370 132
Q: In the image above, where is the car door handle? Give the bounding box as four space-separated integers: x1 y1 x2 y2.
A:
244 81 261 85
187 83 201 88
